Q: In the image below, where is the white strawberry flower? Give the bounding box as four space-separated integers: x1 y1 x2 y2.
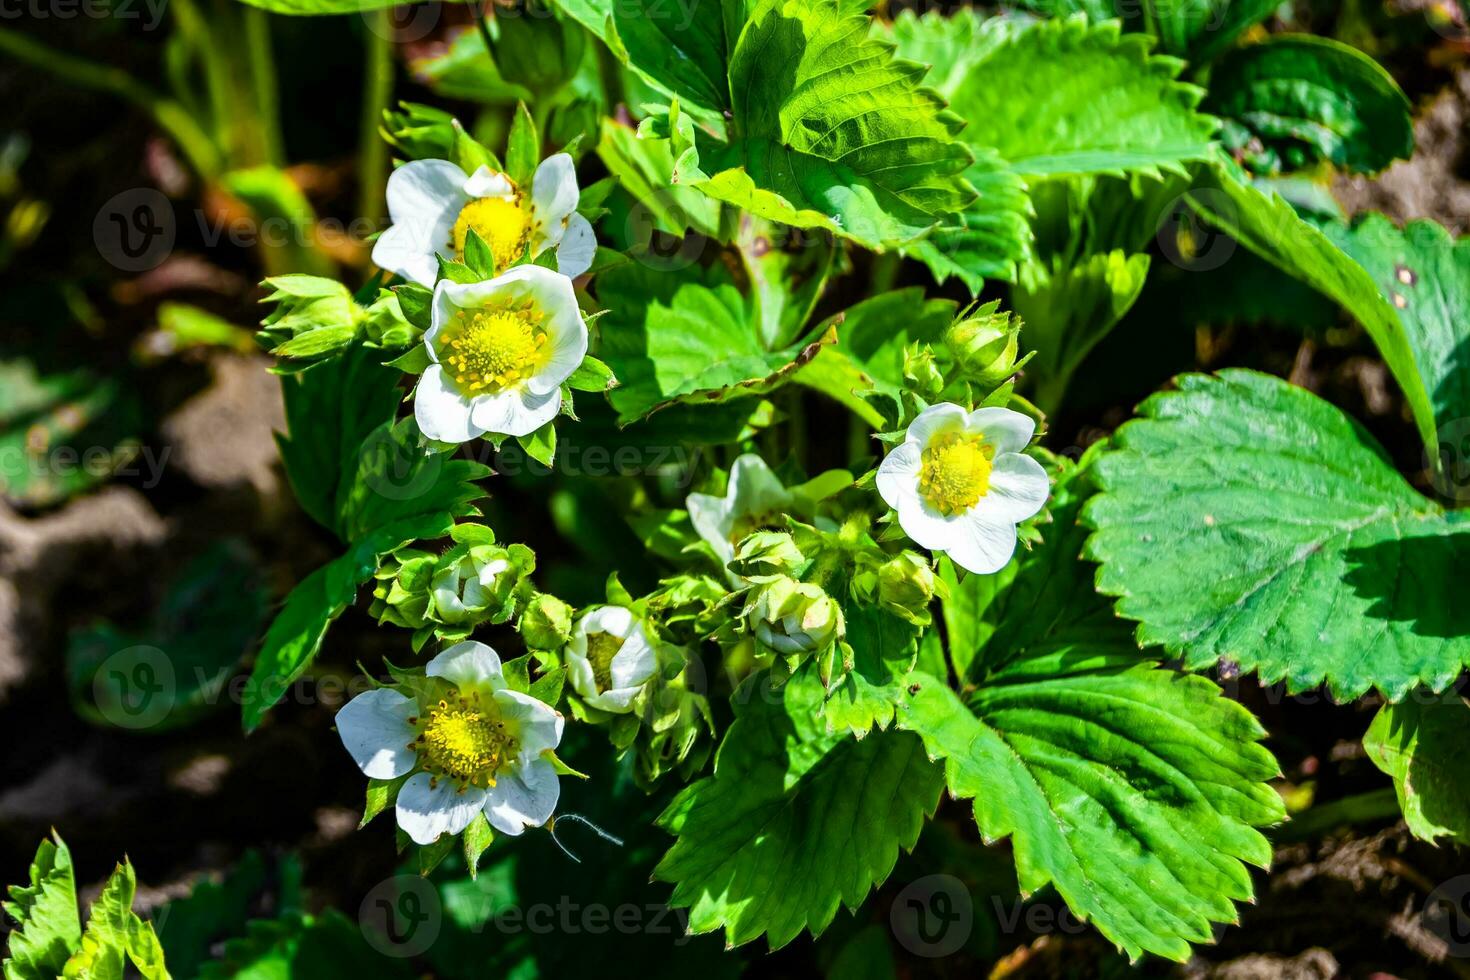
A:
372 155 596 287
686 454 795 583
877 403 1049 574
335 641 564 844
415 264 587 442
564 605 658 714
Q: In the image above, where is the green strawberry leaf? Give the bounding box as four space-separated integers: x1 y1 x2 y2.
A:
3 833 81 980
946 16 1217 179
1188 163 1443 458
1207 35 1413 174
689 0 975 250
655 667 943 949
899 468 1284 962
1323 215 1470 458
1364 695 1470 845
1085 369 1470 702
596 261 835 424
275 343 404 539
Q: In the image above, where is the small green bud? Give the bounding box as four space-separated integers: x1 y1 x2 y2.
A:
256 275 361 365
746 576 844 659
902 344 945 401
728 531 805 582
877 551 937 626
362 291 420 350
369 550 437 631
493 5 586 95
520 592 574 651
944 308 1020 387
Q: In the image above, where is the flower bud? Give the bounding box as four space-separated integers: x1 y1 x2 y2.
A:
944 308 1019 387
903 344 945 401
369 550 436 631
520 592 574 651
430 533 532 627
728 531 805 583
877 551 937 626
747 576 844 659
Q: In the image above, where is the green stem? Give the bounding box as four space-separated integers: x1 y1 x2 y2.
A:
0 24 220 178
1271 787 1401 843
244 6 284 167
358 9 395 229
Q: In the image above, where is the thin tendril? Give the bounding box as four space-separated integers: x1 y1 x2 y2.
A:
548 813 625 864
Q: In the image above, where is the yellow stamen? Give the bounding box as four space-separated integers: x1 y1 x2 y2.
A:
439 305 547 395
919 432 994 515
451 196 531 272
584 632 625 692
416 696 513 786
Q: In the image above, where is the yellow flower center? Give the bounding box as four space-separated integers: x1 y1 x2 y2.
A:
451 196 531 272
439 305 547 395
415 696 513 786
919 432 994 515
584 631 625 692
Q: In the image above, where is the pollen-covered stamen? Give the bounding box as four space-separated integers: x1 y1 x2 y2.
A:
451 195 532 271
439 304 547 395
414 695 515 786
584 631 625 692
919 432 994 515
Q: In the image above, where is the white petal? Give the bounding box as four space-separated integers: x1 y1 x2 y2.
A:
564 646 599 701
906 402 969 448
876 441 922 512
519 271 586 395
893 496 962 551
965 406 1035 456
943 516 1020 575
531 153 579 250
378 159 467 288
462 165 516 199
469 385 561 438
386 159 468 224
335 689 417 780
372 221 449 289
396 772 487 845
415 365 485 444
975 452 1050 524
583 687 641 713
608 626 657 689
555 212 596 278
578 605 635 639
494 689 564 756
686 491 735 565
483 757 559 836
427 641 506 694
728 454 790 516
